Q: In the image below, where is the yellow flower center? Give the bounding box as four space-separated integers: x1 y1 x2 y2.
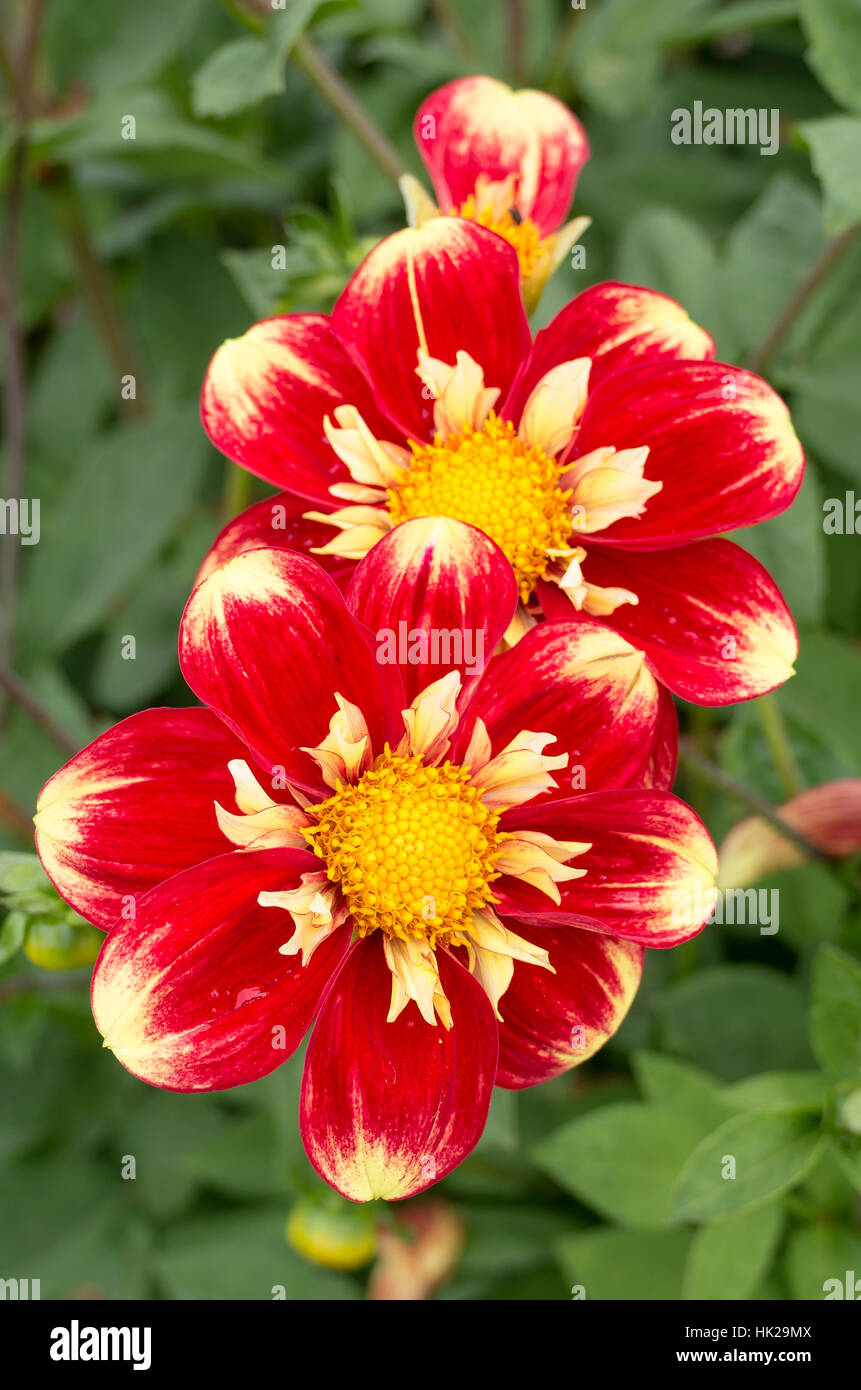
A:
456 197 552 280
302 750 503 945
388 413 573 601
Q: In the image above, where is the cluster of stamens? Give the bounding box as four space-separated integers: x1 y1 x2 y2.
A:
388 413 573 600
302 750 503 945
455 196 552 278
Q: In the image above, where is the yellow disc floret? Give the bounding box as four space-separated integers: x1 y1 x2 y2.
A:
302 750 503 945
388 413 573 601
456 196 552 281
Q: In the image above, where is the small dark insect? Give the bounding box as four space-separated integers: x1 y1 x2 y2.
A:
508 207 523 225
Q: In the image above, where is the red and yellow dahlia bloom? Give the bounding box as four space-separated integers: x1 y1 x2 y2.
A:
405 74 591 309
201 218 805 708
35 521 717 1201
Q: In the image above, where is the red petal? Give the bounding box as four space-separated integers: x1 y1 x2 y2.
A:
541 539 797 705
300 937 497 1201
200 314 400 503
504 282 715 420
575 360 805 546
194 493 350 591
35 708 249 930
91 849 349 1091
345 517 517 702
635 682 678 791
332 219 530 440
179 548 404 797
453 619 665 794
499 790 718 948
414 75 589 234
495 921 643 1088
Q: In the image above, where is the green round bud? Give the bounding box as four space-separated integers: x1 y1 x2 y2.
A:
23 919 103 970
286 1195 376 1271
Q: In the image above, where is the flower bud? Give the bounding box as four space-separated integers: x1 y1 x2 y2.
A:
23 918 103 970
286 1194 376 1271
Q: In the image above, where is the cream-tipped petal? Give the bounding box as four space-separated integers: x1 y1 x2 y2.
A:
263 873 347 965
307 505 394 560
494 830 589 902
384 934 452 1028
501 602 538 649
518 357 591 457
468 907 553 1020
228 758 278 814
399 172 439 229
470 730 567 807
323 407 409 489
398 670 462 764
416 348 500 438
215 800 311 849
557 550 639 616
301 693 373 789
564 445 662 534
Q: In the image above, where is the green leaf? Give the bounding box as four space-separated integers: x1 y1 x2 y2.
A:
571 0 717 117
786 1222 861 1298
670 1110 824 1221
89 515 219 710
117 1090 225 1220
732 467 826 629
810 945 861 1076
44 0 208 95
459 1206 582 1280
154 1210 359 1300
183 1112 295 1200
0 853 50 895
191 38 287 120
191 2 323 118
533 1103 709 1228
16 407 208 657
221 248 290 319
659 966 813 1082
632 1051 732 1130
800 0 861 113
32 90 288 185
558 1227 693 1300
798 116 861 234
722 175 825 360
721 1071 828 1113
0 911 27 966
778 633 861 772
683 1201 784 1300
615 207 737 358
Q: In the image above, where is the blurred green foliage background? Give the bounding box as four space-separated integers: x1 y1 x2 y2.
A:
2 0 861 1300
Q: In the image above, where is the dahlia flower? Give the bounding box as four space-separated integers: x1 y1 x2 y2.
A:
201 218 804 707
35 521 717 1200
404 73 591 309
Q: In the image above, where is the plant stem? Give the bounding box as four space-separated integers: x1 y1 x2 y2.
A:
0 662 80 756
745 224 860 375
678 738 825 863
48 177 150 421
506 0 526 84
292 35 409 187
755 693 804 799
0 0 45 672
222 463 253 523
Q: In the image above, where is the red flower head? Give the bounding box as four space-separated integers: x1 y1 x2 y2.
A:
35 524 717 1201
406 74 591 309
201 220 805 708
